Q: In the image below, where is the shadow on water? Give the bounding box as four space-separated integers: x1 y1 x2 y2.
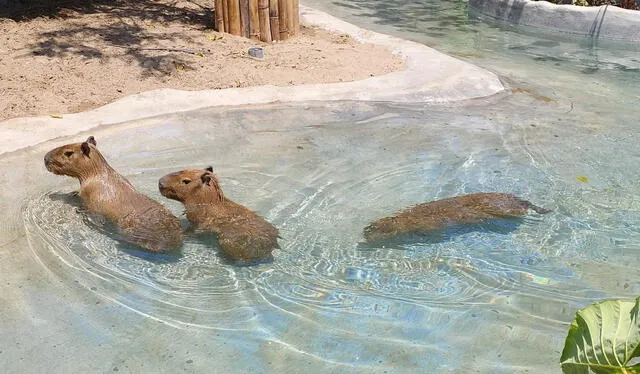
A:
332 0 480 33
46 191 182 264
323 0 640 77
356 217 524 250
47 191 82 205
116 244 182 263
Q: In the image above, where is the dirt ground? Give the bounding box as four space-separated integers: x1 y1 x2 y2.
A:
0 0 405 120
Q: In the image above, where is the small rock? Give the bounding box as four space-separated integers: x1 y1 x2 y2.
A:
248 47 264 58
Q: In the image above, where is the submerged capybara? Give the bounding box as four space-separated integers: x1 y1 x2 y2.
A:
363 192 551 242
44 136 183 252
158 167 279 262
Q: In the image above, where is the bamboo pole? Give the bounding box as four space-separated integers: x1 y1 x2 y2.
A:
239 0 250 38
228 0 242 35
292 0 299 34
277 0 288 40
286 0 294 38
258 0 272 42
249 0 260 40
215 0 225 32
269 0 280 41
222 0 230 33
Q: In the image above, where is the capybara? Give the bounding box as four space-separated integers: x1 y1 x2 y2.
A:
44 136 184 252
363 192 551 242
158 167 279 261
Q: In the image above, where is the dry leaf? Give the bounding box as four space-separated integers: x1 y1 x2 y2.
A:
49 114 63 119
577 176 589 183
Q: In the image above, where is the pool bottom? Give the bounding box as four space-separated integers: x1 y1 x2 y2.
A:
3 98 640 373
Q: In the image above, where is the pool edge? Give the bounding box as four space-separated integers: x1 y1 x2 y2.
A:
0 5 505 155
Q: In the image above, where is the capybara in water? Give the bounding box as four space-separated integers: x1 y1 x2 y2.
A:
158 167 279 262
363 192 551 242
44 136 184 252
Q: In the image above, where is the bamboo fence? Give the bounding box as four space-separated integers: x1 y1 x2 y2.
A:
215 0 299 41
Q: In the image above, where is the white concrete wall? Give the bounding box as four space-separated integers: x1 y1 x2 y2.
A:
469 0 640 42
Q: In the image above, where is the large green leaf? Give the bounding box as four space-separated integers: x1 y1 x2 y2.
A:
561 296 640 373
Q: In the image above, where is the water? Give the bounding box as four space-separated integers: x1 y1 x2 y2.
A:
2 1 640 373
303 0 640 106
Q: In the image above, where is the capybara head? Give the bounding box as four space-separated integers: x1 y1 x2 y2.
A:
158 166 225 204
44 136 104 178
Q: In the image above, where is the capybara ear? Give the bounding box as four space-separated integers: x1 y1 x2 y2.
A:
86 136 97 146
201 173 212 186
205 166 213 172
81 142 91 157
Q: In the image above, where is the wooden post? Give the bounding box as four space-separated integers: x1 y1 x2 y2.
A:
292 0 299 34
217 0 297 39
228 0 242 35
258 0 272 42
239 0 250 38
249 0 260 40
215 0 225 32
286 0 294 38
222 0 230 33
269 0 280 41
278 0 288 40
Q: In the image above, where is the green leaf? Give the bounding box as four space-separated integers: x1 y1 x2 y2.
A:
561 296 640 373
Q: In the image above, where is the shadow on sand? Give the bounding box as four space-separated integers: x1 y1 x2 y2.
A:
1 0 214 76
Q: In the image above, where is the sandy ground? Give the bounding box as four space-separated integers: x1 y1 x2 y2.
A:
0 0 405 121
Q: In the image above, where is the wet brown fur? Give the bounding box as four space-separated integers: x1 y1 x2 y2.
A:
158 167 279 261
44 136 184 252
364 192 551 242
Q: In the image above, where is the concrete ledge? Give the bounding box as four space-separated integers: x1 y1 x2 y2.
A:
0 5 504 155
469 0 640 42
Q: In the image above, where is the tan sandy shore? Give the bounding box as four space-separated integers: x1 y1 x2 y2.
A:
0 0 405 120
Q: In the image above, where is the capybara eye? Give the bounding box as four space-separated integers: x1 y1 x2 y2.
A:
64 151 74 157
182 179 191 185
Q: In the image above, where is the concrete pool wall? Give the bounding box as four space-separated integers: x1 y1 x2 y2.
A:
469 0 640 42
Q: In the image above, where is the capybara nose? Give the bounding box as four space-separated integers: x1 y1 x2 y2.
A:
44 151 53 169
158 178 167 191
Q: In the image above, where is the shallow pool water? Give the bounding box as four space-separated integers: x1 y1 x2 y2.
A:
3 1 640 373
3 88 640 372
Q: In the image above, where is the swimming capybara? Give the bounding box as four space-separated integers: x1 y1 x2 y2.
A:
158 167 279 262
44 136 184 252
363 192 551 242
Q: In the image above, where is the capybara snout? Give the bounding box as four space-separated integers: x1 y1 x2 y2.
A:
44 136 96 177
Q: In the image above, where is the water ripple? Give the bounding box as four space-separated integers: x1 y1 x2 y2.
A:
23 191 264 330
13 99 640 371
